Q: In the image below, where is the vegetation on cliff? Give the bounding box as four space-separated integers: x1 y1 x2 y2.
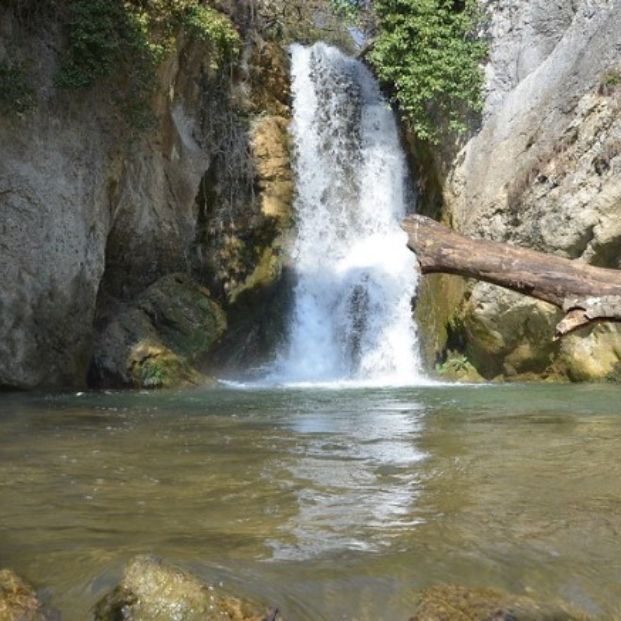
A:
2 0 240 126
54 0 240 126
260 0 487 143
368 0 487 143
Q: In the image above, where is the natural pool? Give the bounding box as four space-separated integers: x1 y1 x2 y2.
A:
1 384 620 619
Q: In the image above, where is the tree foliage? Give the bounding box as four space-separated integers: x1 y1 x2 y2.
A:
368 0 487 143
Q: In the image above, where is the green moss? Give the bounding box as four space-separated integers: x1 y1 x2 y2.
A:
435 353 484 382
605 361 621 383
135 274 227 369
140 356 168 388
131 347 203 389
415 272 466 369
227 245 281 305
0 61 34 115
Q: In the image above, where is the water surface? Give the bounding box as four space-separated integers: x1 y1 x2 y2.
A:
1 384 620 619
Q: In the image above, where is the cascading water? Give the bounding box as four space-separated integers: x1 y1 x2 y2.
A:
272 43 425 386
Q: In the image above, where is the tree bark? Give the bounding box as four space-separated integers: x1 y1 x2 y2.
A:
401 214 621 338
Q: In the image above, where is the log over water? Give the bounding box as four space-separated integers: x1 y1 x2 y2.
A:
402 215 621 337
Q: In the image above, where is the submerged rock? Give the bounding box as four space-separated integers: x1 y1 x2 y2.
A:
90 274 226 389
94 555 267 621
410 585 586 621
0 569 55 621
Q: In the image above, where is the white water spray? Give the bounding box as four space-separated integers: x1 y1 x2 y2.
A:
272 43 425 386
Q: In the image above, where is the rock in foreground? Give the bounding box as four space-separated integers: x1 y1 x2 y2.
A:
94 555 268 621
0 569 55 621
410 585 587 621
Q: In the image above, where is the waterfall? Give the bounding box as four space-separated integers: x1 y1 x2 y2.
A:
271 43 425 386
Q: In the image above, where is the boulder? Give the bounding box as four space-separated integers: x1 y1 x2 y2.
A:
90 274 226 389
94 556 266 621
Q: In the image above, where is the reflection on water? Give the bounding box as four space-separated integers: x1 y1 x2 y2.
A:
0 385 620 620
269 401 425 558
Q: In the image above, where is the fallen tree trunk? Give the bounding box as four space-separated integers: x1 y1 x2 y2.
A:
401 214 621 338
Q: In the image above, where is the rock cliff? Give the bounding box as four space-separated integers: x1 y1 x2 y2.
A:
417 0 621 381
0 2 292 389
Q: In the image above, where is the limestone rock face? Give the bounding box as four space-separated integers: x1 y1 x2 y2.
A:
94 556 264 621
421 0 621 380
0 6 292 390
91 274 226 389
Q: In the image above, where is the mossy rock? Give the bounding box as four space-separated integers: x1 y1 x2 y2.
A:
94 556 266 621
90 274 226 389
127 340 206 389
0 569 55 621
410 585 588 621
136 274 227 357
435 354 485 383
460 284 561 380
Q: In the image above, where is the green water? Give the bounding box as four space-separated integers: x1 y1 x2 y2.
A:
1 384 620 619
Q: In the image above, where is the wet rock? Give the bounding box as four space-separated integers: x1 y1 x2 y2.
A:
90 274 226 389
409 585 586 621
94 555 265 621
0 569 55 621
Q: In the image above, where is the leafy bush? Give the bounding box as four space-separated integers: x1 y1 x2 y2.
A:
330 0 366 22
182 4 240 67
0 61 34 115
55 1 154 90
369 0 487 143
54 0 240 126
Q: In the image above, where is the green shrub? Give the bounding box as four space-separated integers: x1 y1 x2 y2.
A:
330 0 366 22
599 67 621 96
369 0 487 143
602 68 620 87
0 61 34 115
181 4 240 68
54 0 240 127
55 1 156 90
